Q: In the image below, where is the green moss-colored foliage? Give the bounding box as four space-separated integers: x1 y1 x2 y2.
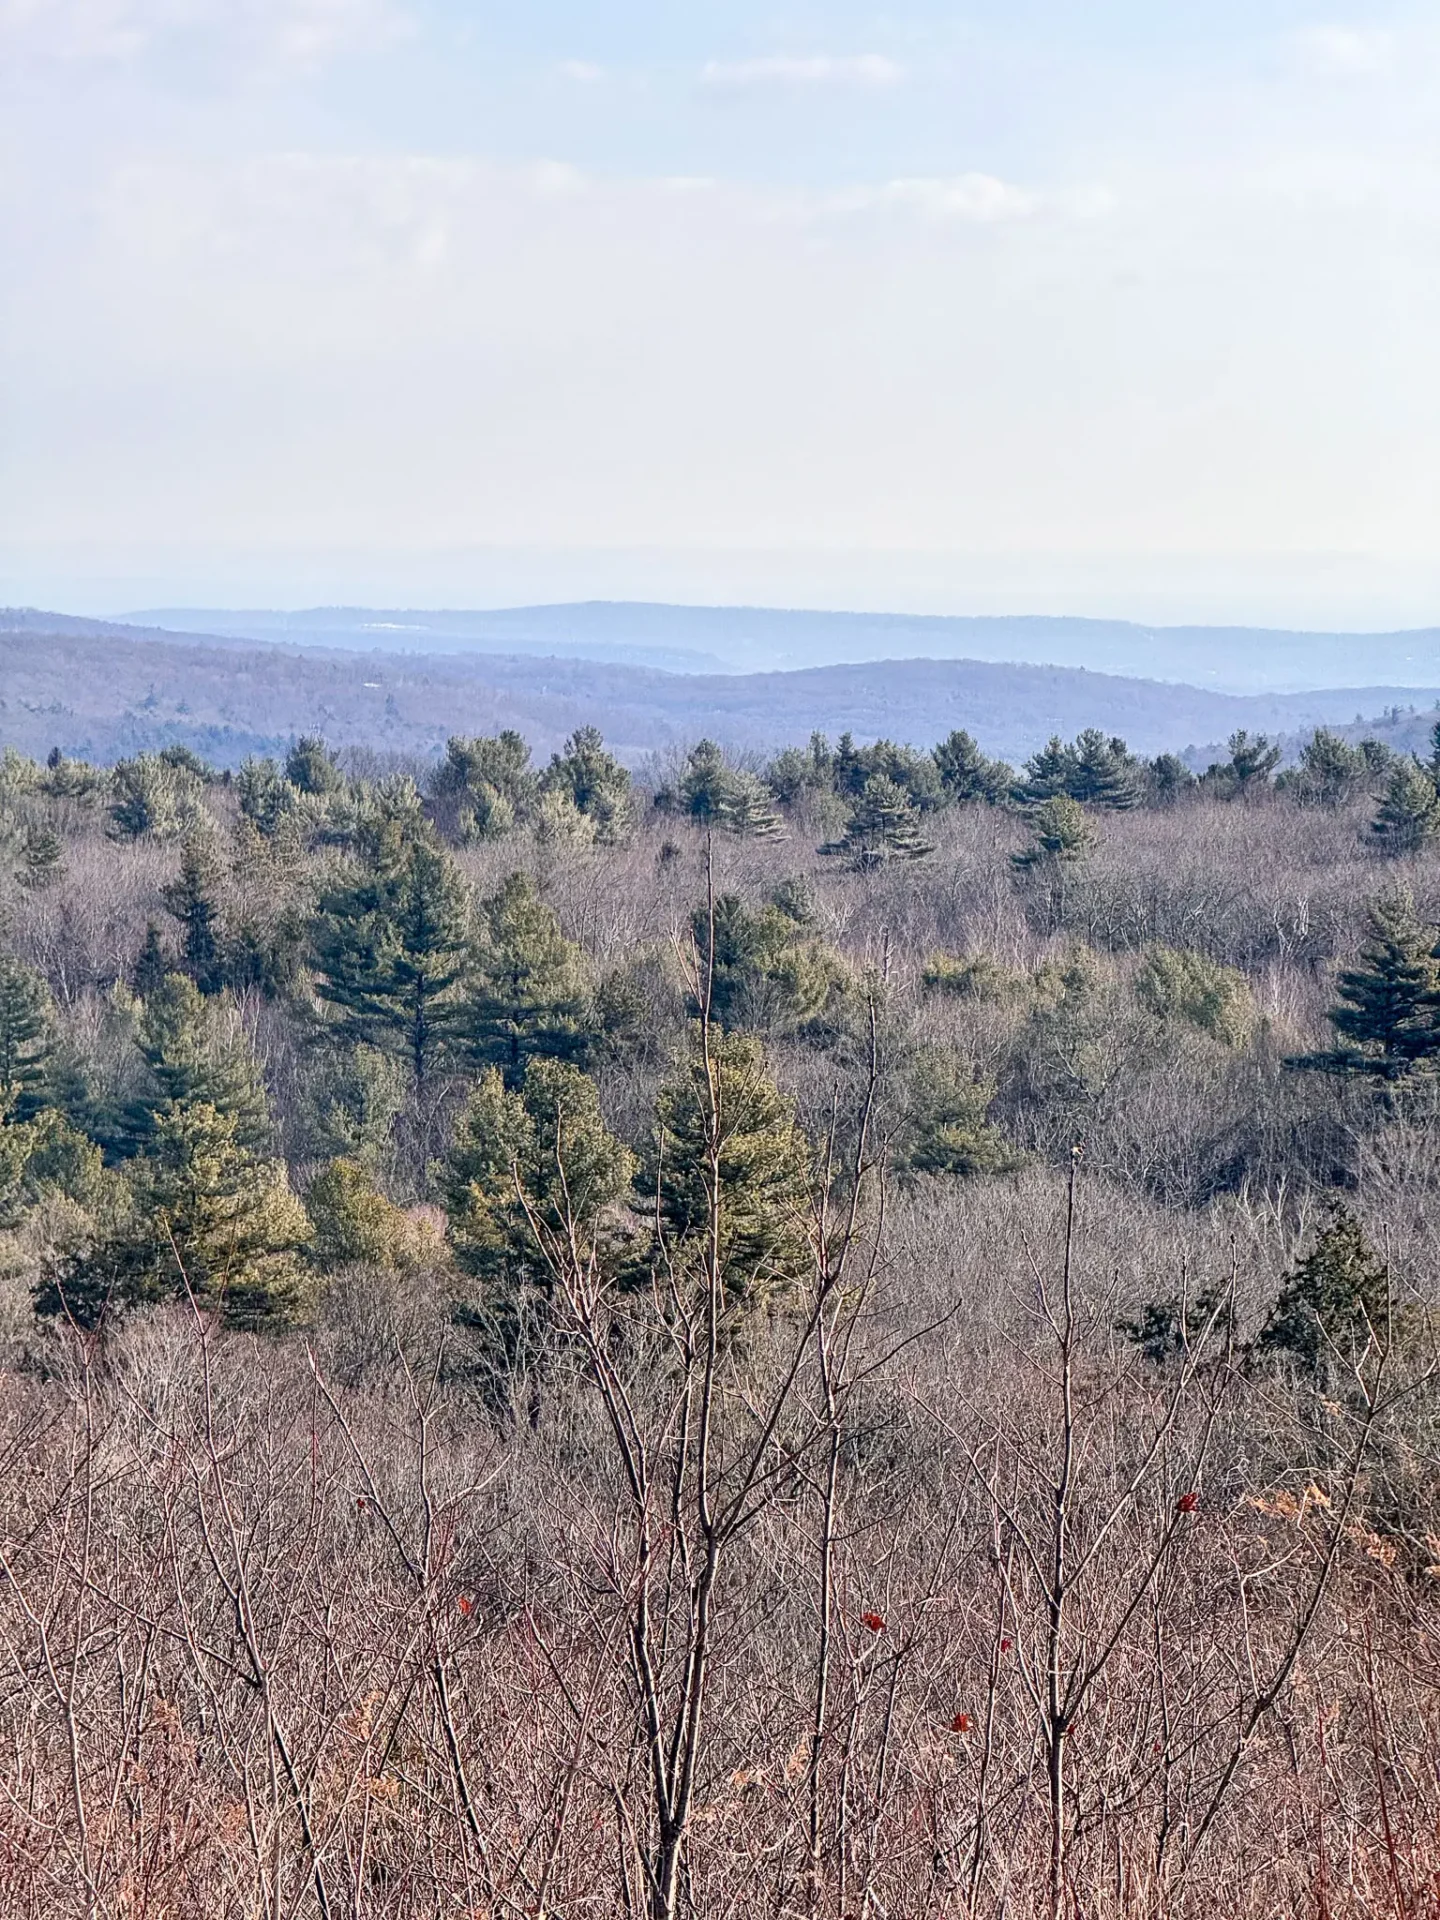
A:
1259 1208 1402 1376
1372 761 1440 854
108 753 205 841
822 773 934 868
0 958 53 1122
306 1158 418 1271
1290 891 1440 1081
445 1059 635 1294
644 1028 813 1307
693 891 848 1035
39 1099 312 1330
433 732 538 842
1012 795 1095 869
285 735 344 796
463 872 592 1087
118 973 272 1158
540 727 632 839
921 951 1026 1001
1135 947 1256 1048
895 1052 1019 1179
312 841 471 1089
932 729 1012 804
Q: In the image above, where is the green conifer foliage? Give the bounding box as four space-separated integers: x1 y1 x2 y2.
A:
691 891 845 1033
108 755 203 841
445 1059 635 1297
1135 947 1256 1048
1012 795 1095 869
1019 736 1080 802
306 1158 417 1271
663 740 782 837
463 872 591 1087
17 825 65 892
132 924 171 1001
285 735 344 796
312 842 471 1089
124 974 272 1155
1259 1208 1401 1376
433 732 538 841
540 727 632 838
932 729 1012 804
161 835 227 993
1206 730 1282 797
1291 891 1440 1080
0 959 53 1122
1372 761 1440 854
1284 728 1368 807
822 773 934 868
1146 753 1197 803
895 1053 1019 1179
39 1100 312 1330
646 1028 812 1308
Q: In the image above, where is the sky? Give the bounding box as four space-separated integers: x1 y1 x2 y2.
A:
3 0 1439 627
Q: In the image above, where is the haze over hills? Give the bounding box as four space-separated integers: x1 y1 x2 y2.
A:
123 602 1440 695
4 608 1440 770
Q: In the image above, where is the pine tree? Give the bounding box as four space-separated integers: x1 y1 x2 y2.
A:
433 733 538 841
132 924 171 1001
162 835 227 993
1012 795 1095 869
285 735 343 796
108 754 203 841
306 1158 417 1271
121 973 273 1155
17 825 64 892
1372 761 1440 854
1146 753 1196 803
1206 730 1281 796
895 1052 1019 1179
236 757 299 838
1289 890 1440 1079
39 1099 312 1331
445 1060 635 1298
462 872 591 1087
1259 1208 1402 1377
663 739 782 836
645 1027 813 1308
0 959 53 1122
540 727 632 839
312 841 471 1090
822 773 934 868
1285 728 1367 807
932 729 1012 804
1069 730 1140 810
1019 736 1080 802
692 892 844 1033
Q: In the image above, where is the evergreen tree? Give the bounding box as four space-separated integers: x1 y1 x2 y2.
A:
433 733 538 841
123 974 273 1154
540 727 632 838
39 1100 312 1331
1283 728 1368 807
1372 761 1440 854
284 735 343 796
692 891 845 1033
17 825 65 892
1259 1208 1402 1377
306 1157 417 1271
662 739 782 836
895 1052 1018 1179
463 872 591 1087
645 1028 813 1308
1068 730 1141 810
132 924 171 1001
161 835 227 993
1019 736 1080 803
312 842 471 1090
1146 753 1197 804
1012 795 1095 869
932 729 1012 804
445 1060 635 1299
1205 730 1282 797
765 734 833 807
0 959 53 1122
822 773 934 868
236 757 299 838
1289 890 1440 1079
1135 947 1256 1048
108 754 202 841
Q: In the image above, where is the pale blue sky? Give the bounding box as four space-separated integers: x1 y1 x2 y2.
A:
4 0 1438 624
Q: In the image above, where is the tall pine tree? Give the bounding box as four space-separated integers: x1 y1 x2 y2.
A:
462 872 591 1087
1289 890 1440 1080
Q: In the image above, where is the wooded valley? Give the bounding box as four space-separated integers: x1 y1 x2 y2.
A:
0 716 1438 1917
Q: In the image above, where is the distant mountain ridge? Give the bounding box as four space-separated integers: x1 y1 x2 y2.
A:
3 609 1439 770
121 600 1440 694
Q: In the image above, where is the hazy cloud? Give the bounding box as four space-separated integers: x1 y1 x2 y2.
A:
1290 25 1394 75
0 0 406 62
700 54 903 92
